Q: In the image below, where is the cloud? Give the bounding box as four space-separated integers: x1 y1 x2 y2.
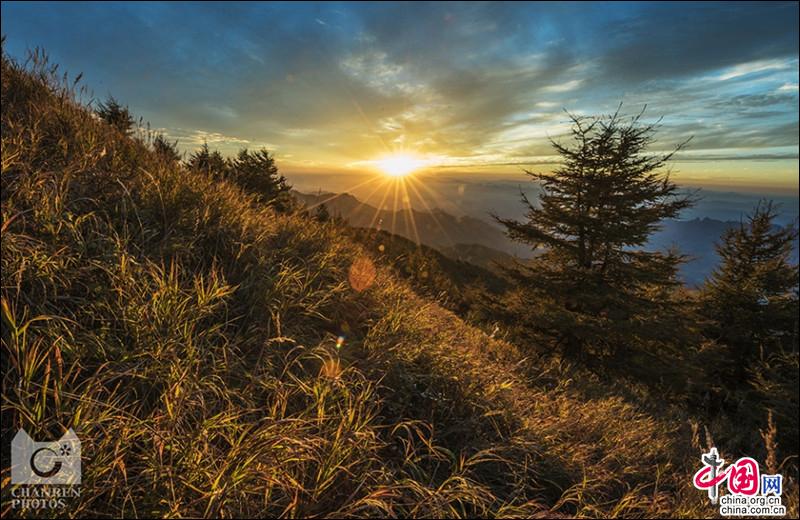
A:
1 1 797 182
714 59 793 81
542 79 584 93
594 2 798 84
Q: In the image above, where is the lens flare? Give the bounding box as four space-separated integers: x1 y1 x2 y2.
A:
348 255 376 292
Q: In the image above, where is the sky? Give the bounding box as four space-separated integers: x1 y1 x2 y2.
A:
2 1 799 193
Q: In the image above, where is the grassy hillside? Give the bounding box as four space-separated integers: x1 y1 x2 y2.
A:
0 50 778 519
346 228 508 321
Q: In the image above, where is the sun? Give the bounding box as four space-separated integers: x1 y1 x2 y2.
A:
375 154 423 178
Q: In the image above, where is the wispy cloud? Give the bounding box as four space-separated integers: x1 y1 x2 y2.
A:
2 1 796 188
542 79 584 93
157 128 279 154
714 59 792 81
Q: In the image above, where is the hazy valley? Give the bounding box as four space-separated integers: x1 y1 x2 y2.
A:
294 189 799 286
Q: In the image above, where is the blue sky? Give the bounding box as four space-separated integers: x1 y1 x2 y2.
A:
2 1 798 191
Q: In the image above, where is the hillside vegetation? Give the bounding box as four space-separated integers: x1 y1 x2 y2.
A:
0 49 791 519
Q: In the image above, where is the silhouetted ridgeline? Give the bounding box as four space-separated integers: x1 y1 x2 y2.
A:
294 190 799 287
292 190 531 258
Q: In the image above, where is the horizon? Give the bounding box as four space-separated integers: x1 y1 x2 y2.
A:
2 1 798 194
286 170 800 225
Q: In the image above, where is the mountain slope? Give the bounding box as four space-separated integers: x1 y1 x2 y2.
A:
1 50 718 518
347 228 509 319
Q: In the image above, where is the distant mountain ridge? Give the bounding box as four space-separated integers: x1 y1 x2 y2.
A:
650 217 799 286
292 190 530 258
293 190 798 287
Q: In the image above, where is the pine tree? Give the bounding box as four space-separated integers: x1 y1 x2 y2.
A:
152 133 181 164
95 96 135 135
229 148 292 210
495 107 694 359
701 201 799 378
186 143 228 180
315 203 331 222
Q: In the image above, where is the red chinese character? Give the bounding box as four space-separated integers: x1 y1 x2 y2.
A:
693 464 731 489
727 457 760 496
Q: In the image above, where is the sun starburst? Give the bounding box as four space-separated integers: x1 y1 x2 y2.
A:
375 154 423 177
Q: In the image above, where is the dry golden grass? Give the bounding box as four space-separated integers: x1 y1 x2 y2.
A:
1 47 795 518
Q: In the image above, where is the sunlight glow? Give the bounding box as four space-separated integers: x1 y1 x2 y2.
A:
375 154 424 177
